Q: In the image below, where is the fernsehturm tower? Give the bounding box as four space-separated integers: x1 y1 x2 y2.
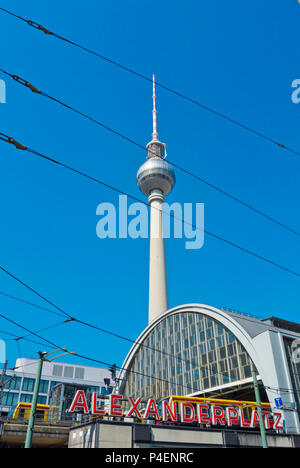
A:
137 75 176 324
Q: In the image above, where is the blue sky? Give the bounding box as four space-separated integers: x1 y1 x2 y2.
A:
0 0 299 371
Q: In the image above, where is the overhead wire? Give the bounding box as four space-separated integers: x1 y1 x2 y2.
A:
0 310 217 395
0 135 299 278
0 67 299 237
0 311 61 349
0 292 298 399
0 285 285 381
0 7 300 160
0 281 299 397
0 285 298 373
0 328 57 349
0 279 231 374
0 290 64 318
0 268 205 368
0 264 72 320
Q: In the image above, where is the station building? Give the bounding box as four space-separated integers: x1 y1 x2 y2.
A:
118 305 300 434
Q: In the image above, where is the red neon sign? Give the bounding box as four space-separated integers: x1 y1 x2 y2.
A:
68 391 283 430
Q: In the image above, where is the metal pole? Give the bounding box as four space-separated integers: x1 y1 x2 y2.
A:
24 352 45 449
252 370 268 449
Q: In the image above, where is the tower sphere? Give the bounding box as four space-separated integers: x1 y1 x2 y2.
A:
137 140 176 197
137 157 176 197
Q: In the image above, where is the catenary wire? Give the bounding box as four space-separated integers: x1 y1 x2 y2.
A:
0 67 299 237
0 307 298 397
0 134 299 278
0 271 208 369
0 265 72 320
0 281 299 396
0 285 289 357
12 319 72 342
0 50 298 394
0 7 300 160
0 328 57 348
1 133 300 378
0 290 64 318
0 133 299 384
0 311 61 349
0 311 220 395
1 285 299 395
0 285 293 360
0 286 284 377
0 282 240 374
0 273 237 374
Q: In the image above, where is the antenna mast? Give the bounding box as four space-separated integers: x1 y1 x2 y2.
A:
152 74 158 141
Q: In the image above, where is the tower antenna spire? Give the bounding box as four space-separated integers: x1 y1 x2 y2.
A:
152 74 158 141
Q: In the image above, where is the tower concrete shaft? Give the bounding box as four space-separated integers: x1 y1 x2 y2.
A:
148 190 168 323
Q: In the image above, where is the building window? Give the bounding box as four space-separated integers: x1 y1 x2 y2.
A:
39 380 49 394
20 394 32 403
87 386 99 394
22 378 35 392
243 365 251 379
75 367 85 380
38 396 47 404
63 367 74 379
53 365 63 377
99 386 113 395
4 376 21 391
20 394 47 405
2 392 18 407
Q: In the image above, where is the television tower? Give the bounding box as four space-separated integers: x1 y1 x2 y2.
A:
137 75 176 324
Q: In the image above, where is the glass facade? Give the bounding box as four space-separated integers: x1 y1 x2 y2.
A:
21 378 48 394
284 338 300 418
124 312 254 400
20 394 47 405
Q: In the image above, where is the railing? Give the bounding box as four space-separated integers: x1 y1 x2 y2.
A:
220 307 264 321
0 416 72 427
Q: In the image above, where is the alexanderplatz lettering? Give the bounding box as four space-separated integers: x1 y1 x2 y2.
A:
69 391 284 430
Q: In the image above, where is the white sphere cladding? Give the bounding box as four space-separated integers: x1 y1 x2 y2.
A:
137 157 176 197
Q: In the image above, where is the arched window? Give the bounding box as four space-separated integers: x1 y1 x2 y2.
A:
124 312 254 400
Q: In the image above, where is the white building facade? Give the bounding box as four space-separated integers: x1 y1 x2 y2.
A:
0 358 113 415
